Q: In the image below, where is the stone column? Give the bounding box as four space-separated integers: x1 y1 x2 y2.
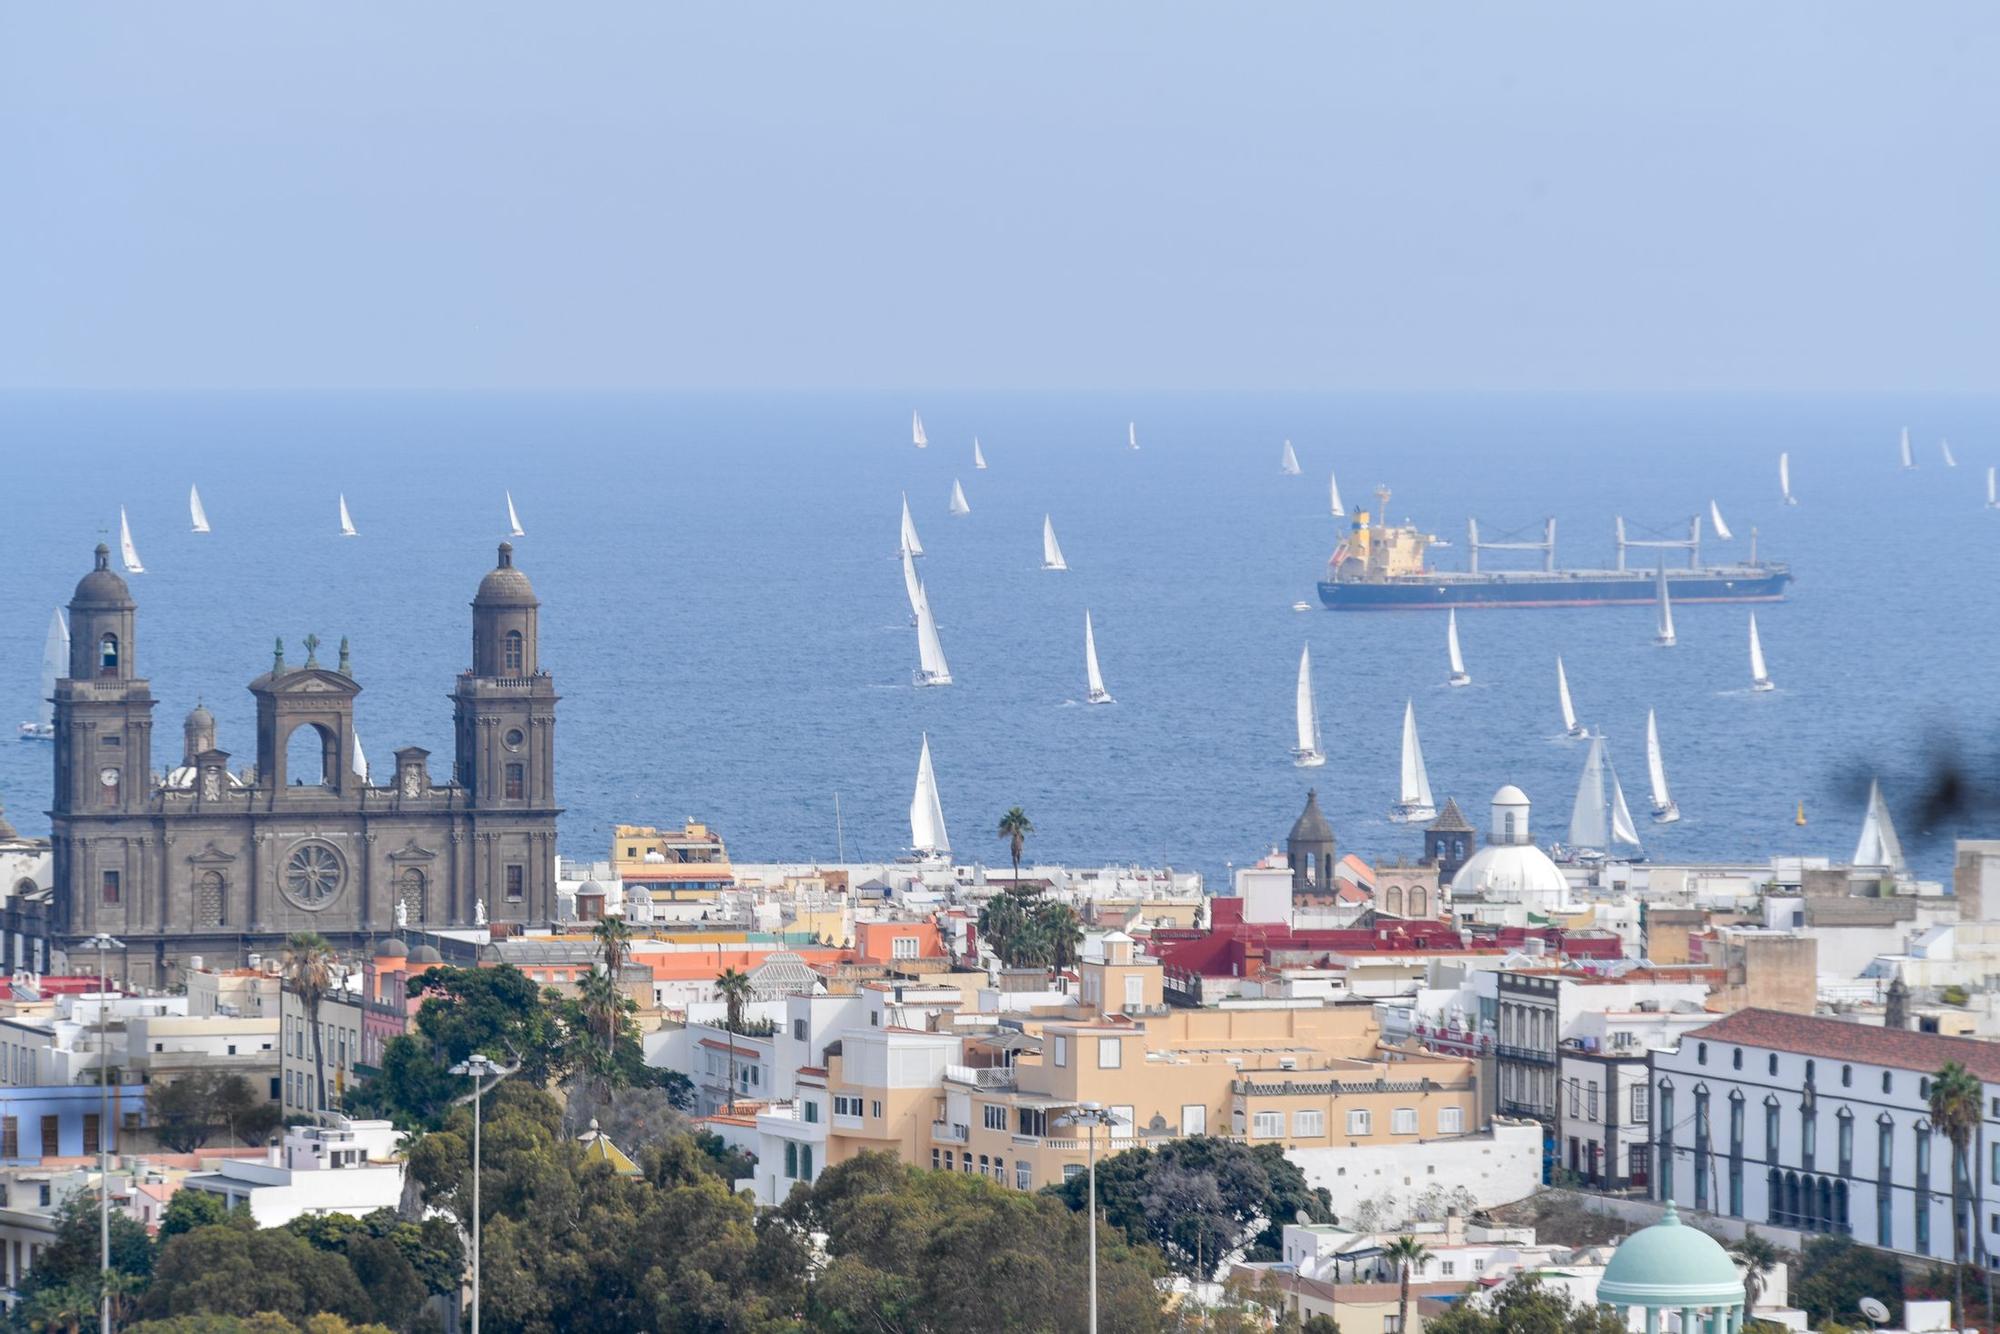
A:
1681 1307 1696 1334
1643 1305 1658 1334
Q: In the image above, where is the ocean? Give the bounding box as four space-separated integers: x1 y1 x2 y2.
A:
2 390 1995 888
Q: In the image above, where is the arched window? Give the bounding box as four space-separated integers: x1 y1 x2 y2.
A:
1733 1047 1743 1070
504 630 524 674
1503 812 1517 840
1409 888 1428 917
1842 1064 1853 1087
400 868 426 923
98 634 119 677
198 870 225 926
1385 886 1404 915
1697 1042 1708 1065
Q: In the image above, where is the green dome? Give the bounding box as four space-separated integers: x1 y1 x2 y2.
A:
1597 1205 1745 1309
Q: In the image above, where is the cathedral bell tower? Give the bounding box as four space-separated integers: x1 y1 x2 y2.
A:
451 543 559 922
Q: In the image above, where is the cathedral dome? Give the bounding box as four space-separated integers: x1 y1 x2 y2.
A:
376 938 410 958
474 543 538 607
1449 785 1570 907
1288 789 1334 844
73 544 134 608
409 944 444 965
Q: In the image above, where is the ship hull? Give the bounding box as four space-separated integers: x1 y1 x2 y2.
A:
1317 568 1792 610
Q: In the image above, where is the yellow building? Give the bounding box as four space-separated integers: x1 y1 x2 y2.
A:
611 821 733 903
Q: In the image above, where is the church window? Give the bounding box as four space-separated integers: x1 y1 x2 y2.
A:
1410 888 1428 917
1503 812 1517 840
198 871 225 926
504 631 524 674
283 843 343 908
505 864 524 901
101 871 120 905
98 635 119 677
400 868 426 923
505 764 524 800
504 728 525 751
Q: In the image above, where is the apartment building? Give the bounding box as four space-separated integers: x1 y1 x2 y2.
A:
279 972 363 1118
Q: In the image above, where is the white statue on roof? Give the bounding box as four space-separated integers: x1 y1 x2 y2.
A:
474 898 487 926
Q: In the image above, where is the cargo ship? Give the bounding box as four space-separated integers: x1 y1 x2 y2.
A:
1317 488 1792 611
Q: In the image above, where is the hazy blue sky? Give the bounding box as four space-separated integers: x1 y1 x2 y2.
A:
3 4 1995 391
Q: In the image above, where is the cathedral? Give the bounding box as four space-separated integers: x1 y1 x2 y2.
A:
46 541 559 986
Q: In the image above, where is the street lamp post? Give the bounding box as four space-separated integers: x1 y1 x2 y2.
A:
82 933 124 1334
1057 1102 1119 1334
450 1053 516 1334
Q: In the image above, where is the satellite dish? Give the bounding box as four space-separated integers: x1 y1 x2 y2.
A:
1859 1297 1891 1325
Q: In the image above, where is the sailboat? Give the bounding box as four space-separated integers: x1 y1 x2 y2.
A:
900 493 925 557
913 411 928 449
1851 778 1909 880
338 495 357 537
973 438 987 470
1652 565 1676 647
1988 466 1997 510
1899 427 1915 470
1780 452 1797 505
119 507 145 573
506 491 524 537
1329 470 1346 519
1748 612 1774 691
19 609 68 740
1708 500 1732 541
1556 656 1587 738
1446 610 1471 686
1941 438 1958 468
1645 709 1680 824
189 486 211 534
1128 422 1139 452
1083 612 1113 705
900 545 924 626
1292 645 1325 768
1389 699 1436 822
910 733 950 859
948 480 971 516
912 586 953 686
1565 732 1643 861
1041 515 1068 571
1280 441 1301 476
352 730 370 784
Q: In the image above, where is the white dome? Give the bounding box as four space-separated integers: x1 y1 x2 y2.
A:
1488 785 1534 845
1450 840 1570 908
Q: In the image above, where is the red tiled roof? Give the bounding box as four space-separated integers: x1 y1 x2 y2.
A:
1688 1009 2000 1081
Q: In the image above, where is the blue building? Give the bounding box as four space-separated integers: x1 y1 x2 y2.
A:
0 1084 144 1165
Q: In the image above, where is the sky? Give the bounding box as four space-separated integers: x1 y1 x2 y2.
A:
2 4 1996 392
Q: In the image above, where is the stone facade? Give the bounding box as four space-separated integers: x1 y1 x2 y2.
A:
38 543 559 987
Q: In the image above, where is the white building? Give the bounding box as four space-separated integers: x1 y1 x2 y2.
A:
279 972 363 1119
1652 1008 2000 1263
178 1120 404 1227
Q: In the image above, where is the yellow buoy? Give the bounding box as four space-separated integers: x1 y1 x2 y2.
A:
1795 800 1808 827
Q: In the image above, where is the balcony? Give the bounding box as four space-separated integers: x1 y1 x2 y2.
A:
1495 1043 1557 1067
943 1064 1017 1091
931 1121 969 1144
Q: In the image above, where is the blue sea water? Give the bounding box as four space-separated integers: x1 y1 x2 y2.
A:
1 391 1995 887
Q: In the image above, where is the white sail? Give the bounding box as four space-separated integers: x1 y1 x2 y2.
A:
1446 610 1470 685
1748 612 1773 690
1329 469 1345 518
1568 734 1610 853
1084 611 1113 704
1280 440 1301 475
948 479 971 516
900 544 924 624
913 411 928 448
1041 515 1068 571
352 730 369 784
1556 656 1583 736
913 586 952 686
1645 708 1679 823
1989 466 1997 509
1708 500 1732 541
1128 421 1139 451
189 486 211 534
1900 427 1914 470
910 733 950 856
973 437 987 470
1608 764 1642 854
27 609 68 736
1292 645 1324 767
1780 451 1796 505
1390 699 1435 821
1653 566 1676 646
119 507 145 573
506 491 524 537
338 494 357 537
1941 438 1958 468
900 493 925 557
1851 778 1908 880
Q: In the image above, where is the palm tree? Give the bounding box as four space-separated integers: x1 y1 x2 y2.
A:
997 807 1034 891
280 931 337 1119
716 966 754 1115
577 967 624 1081
591 916 634 1060
1382 1235 1432 1334
1729 1229 1783 1313
1035 901 1085 976
1930 1060 1983 1325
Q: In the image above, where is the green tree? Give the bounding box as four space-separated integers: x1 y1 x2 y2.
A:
1929 1060 1982 1325
716 967 754 1114
977 890 1037 969
1301 1317 1342 1334
141 1218 374 1327
590 916 634 1063
998 808 1034 891
280 933 339 1118
1729 1229 1786 1314
1421 1273 1629 1334
1033 899 1084 975
1382 1236 1433 1334
148 1071 283 1153
13 1191 154 1323
157 1190 232 1243
1794 1236 1904 1329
